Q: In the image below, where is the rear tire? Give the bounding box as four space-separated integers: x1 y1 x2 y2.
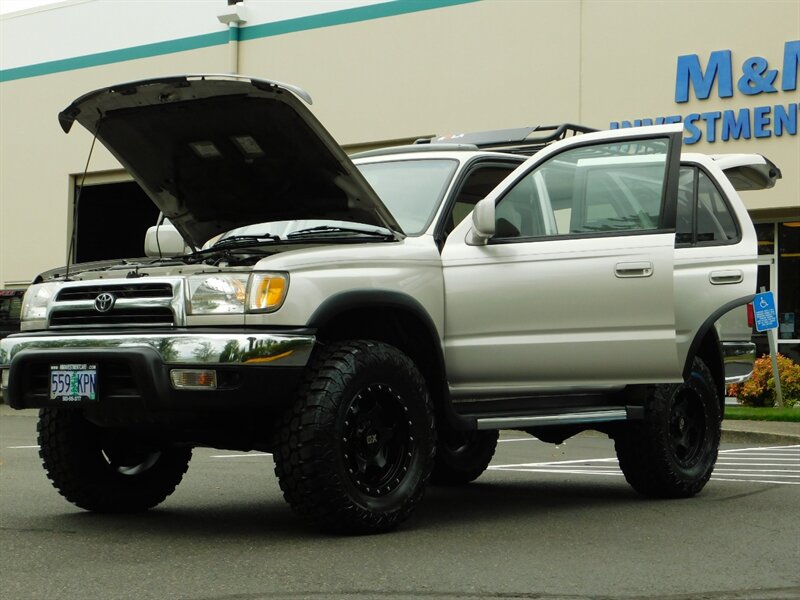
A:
273 340 436 534
614 357 720 498
431 429 498 485
37 408 192 512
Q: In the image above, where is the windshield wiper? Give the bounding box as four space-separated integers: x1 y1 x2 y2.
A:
287 225 394 239
213 233 281 248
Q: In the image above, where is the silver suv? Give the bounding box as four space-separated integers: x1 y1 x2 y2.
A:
0 76 779 534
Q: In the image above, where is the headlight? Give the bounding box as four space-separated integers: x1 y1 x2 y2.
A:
187 273 289 315
188 275 248 314
248 273 289 313
20 283 58 321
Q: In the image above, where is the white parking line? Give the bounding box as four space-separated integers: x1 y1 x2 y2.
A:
6 445 39 449
489 444 800 485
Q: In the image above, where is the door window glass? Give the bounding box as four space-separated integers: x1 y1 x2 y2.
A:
493 138 670 240
675 166 740 247
696 171 738 243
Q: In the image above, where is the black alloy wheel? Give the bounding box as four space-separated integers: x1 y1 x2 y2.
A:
273 340 436 534
341 383 414 497
669 386 707 468
614 357 721 498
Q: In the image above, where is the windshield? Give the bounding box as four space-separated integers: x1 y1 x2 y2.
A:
356 159 458 235
201 158 458 248
206 219 392 249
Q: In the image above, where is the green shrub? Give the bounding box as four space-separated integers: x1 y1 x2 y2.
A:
727 354 800 408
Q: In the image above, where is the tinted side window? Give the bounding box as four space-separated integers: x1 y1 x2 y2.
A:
675 166 739 247
676 167 695 245
696 171 738 243
493 138 670 241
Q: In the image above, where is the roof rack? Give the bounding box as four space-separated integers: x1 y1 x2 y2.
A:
350 142 480 159
415 123 597 156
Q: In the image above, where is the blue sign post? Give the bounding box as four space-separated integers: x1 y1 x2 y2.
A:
754 289 783 407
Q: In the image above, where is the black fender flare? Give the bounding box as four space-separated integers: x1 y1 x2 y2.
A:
308 290 445 376
683 294 754 394
307 290 438 336
307 290 470 429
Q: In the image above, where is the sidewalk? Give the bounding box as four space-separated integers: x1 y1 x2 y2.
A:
3 403 798 444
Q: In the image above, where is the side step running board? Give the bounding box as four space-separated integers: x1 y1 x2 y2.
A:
476 408 632 430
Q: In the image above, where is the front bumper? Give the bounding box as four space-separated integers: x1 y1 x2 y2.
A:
0 329 315 412
722 340 756 385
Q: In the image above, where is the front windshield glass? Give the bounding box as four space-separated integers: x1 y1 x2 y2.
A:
356 159 458 235
207 219 391 248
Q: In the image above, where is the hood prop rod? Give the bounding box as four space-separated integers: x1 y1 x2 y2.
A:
64 128 99 282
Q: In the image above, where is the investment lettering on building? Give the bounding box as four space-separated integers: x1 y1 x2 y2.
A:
611 40 799 145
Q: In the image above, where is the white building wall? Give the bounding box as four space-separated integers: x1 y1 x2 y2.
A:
1 0 798 288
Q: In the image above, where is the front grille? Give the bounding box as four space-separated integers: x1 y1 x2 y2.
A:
49 280 179 329
50 307 174 328
56 283 173 302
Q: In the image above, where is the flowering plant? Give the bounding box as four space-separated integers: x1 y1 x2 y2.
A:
727 354 800 408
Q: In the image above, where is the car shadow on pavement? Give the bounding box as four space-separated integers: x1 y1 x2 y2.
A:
415 477 638 529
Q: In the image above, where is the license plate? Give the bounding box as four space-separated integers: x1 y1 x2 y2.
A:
50 364 97 402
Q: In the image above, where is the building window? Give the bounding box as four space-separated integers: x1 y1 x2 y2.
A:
778 222 799 342
752 221 799 364
755 222 775 255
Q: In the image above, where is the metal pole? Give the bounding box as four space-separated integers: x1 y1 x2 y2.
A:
760 287 784 408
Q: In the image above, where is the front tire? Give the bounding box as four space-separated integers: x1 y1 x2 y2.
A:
614 357 721 498
273 340 436 534
38 408 192 512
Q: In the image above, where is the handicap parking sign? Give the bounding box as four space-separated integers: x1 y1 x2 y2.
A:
753 291 778 332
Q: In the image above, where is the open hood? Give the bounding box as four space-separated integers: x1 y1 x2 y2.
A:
711 154 782 191
59 75 403 248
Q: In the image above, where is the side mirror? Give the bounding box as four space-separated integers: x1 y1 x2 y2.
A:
144 224 190 257
466 197 496 246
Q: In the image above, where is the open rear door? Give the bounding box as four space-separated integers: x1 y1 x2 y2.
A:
711 154 782 191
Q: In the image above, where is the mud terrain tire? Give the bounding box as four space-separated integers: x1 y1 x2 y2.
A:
614 357 721 498
273 340 436 534
38 408 192 512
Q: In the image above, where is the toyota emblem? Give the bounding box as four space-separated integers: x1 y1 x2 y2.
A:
94 292 115 313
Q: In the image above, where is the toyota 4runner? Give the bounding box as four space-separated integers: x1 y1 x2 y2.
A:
0 75 780 533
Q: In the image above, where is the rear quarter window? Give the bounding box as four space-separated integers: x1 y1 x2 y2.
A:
676 166 740 247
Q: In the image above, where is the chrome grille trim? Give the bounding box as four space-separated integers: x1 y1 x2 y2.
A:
47 278 186 329
55 283 173 301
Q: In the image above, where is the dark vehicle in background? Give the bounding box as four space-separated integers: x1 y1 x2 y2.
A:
0 290 24 340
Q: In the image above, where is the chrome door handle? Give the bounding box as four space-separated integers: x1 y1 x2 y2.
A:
710 270 743 285
614 262 654 278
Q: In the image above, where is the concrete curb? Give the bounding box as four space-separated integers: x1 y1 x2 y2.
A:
721 429 800 445
721 419 800 445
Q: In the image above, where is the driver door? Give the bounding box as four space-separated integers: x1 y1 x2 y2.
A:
441 125 684 399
